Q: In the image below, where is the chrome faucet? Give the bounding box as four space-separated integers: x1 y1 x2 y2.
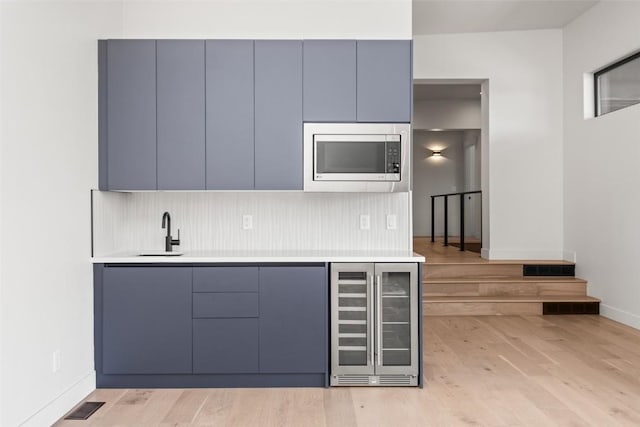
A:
161 211 180 252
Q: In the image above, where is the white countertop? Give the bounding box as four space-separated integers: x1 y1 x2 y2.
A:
91 249 425 263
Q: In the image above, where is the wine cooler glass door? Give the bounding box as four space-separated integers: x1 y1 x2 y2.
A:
375 263 418 375
331 263 375 376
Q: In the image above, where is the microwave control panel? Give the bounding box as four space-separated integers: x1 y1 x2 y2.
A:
386 139 401 174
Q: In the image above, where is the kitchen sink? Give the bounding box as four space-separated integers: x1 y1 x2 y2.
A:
138 251 184 257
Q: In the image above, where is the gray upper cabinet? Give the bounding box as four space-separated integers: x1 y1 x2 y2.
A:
99 39 411 191
356 40 412 123
303 40 357 122
102 266 192 374
157 41 206 190
104 40 157 190
254 41 303 190
206 40 255 190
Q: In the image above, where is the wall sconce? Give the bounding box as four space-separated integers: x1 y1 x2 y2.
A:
431 150 442 157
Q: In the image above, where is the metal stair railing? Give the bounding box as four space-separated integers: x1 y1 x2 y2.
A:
430 190 482 252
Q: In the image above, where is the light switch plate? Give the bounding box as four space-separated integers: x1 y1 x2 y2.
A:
386 214 397 230
242 215 253 230
360 214 370 230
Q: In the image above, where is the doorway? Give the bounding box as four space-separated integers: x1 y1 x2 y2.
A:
412 82 485 254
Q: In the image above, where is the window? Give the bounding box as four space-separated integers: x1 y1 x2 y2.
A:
594 51 640 116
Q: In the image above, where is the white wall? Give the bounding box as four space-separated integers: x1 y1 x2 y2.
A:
563 1 640 329
120 0 412 39
413 99 481 130
0 1 411 425
0 2 122 426
413 131 465 236
413 30 564 259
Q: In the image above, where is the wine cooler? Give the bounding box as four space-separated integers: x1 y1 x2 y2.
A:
330 263 419 386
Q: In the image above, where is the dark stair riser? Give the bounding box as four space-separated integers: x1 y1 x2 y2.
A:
524 264 575 277
543 301 599 315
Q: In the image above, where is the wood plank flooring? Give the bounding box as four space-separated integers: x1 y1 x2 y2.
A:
56 315 640 427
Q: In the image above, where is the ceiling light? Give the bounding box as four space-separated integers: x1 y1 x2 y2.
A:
429 128 443 132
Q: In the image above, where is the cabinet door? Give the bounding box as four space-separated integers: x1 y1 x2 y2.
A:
106 40 157 190
254 41 303 190
102 267 192 374
259 266 327 373
157 40 205 190
193 318 259 373
374 263 418 376
356 40 412 123
303 40 356 122
206 40 254 190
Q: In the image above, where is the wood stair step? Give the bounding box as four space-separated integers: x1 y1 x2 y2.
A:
423 277 588 297
423 295 600 316
424 263 523 280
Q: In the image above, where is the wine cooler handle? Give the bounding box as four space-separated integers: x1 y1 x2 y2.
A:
370 274 375 367
376 275 382 367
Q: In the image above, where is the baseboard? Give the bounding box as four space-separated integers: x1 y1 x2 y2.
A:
600 304 640 331
562 251 577 263
486 249 565 260
480 248 490 259
20 370 96 427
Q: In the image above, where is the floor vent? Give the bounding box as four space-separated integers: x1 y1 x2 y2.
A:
543 301 599 315
523 264 575 277
332 375 370 386
64 402 105 420
378 375 415 386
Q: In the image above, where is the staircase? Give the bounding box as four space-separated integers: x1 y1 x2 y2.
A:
422 260 600 316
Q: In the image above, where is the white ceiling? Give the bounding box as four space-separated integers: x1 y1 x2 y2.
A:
413 0 598 35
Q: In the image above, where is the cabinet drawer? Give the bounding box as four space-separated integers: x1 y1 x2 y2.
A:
193 267 258 292
193 318 259 373
193 293 259 318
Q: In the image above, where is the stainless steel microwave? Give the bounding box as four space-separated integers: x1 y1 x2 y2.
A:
303 123 411 192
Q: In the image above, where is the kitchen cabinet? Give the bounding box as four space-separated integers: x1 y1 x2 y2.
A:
356 40 412 123
206 40 255 190
157 40 206 190
303 40 411 124
303 40 357 122
259 266 327 373
99 39 411 191
95 263 328 387
103 40 157 190
101 266 192 374
192 266 260 373
254 41 303 190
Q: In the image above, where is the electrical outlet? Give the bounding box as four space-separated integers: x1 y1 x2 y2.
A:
360 214 370 230
242 215 253 230
52 350 61 373
386 214 397 230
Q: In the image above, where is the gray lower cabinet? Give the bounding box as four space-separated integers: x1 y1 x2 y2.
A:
157 40 206 190
95 264 328 387
193 318 259 373
102 266 192 374
259 266 327 373
356 40 412 123
103 40 157 190
254 41 303 190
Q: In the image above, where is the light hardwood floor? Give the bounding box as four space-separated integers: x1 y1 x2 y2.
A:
56 315 640 427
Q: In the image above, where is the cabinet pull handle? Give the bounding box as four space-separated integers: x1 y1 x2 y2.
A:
376 275 382 367
370 274 375 367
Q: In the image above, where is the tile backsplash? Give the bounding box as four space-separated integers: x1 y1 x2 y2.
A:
92 191 411 255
